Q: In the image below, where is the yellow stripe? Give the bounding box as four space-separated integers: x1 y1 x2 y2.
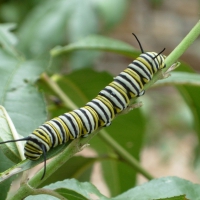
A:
25 145 42 154
136 57 153 75
95 95 115 120
24 142 43 154
54 117 71 141
108 82 130 113
124 68 143 89
69 111 87 136
32 129 51 146
157 55 166 69
109 82 129 104
45 121 62 144
84 105 99 130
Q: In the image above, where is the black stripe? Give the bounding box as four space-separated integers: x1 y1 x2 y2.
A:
25 137 47 152
146 52 159 70
24 147 41 155
62 114 78 138
97 97 114 119
73 110 88 134
124 70 143 89
101 88 125 111
140 54 156 74
32 130 50 148
79 108 93 133
52 119 66 144
130 61 151 81
128 67 145 85
90 100 110 125
42 124 56 147
118 74 140 95
114 79 132 99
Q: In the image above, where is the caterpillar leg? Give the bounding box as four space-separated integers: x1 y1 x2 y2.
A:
163 62 181 79
120 101 143 115
79 144 90 151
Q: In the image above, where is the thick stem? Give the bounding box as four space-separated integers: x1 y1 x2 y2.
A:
165 20 200 69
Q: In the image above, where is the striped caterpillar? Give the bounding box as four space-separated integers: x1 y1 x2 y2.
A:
0 33 166 179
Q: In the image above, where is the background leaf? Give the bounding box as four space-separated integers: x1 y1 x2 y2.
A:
51 35 139 58
0 106 22 163
112 176 200 200
25 179 109 200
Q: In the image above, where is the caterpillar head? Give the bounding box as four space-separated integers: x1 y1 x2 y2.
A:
0 135 48 180
132 33 166 70
23 133 50 180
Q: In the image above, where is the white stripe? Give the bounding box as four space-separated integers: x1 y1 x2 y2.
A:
28 133 50 151
80 108 96 133
100 86 127 111
60 113 79 138
40 124 59 147
86 99 110 125
74 109 90 133
129 61 152 81
114 75 139 96
50 120 66 143
120 71 141 90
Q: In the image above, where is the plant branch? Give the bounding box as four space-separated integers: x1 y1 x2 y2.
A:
99 129 154 179
143 20 200 92
164 20 200 69
41 73 77 110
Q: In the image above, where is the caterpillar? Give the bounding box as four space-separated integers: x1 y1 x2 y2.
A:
0 33 166 179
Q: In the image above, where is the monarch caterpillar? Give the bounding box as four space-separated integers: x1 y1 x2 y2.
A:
0 33 166 179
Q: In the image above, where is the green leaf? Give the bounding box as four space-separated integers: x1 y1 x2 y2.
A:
0 23 18 57
51 35 139 58
0 48 47 137
17 0 74 57
0 106 23 163
17 0 129 59
66 0 98 42
112 176 200 200
44 179 108 200
0 25 48 177
0 150 15 200
96 0 129 28
155 195 187 200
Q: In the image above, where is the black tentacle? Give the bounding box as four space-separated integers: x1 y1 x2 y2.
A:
0 137 30 144
153 48 166 60
40 144 47 180
132 33 144 53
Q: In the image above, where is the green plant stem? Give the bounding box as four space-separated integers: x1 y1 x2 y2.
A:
144 20 200 91
8 183 68 200
165 20 200 69
41 73 77 110
40 74 154 180
99 129 153 179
